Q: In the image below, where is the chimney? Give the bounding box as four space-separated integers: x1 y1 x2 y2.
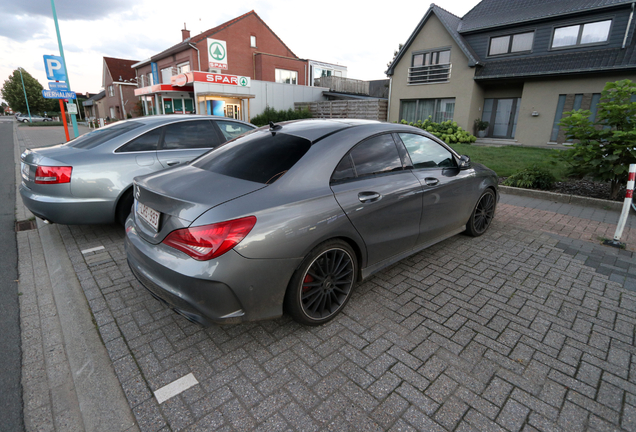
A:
182 23 190 41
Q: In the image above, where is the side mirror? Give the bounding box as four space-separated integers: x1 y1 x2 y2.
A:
458 155 471 170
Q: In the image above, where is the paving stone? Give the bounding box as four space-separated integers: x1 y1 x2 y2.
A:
35 186 636 432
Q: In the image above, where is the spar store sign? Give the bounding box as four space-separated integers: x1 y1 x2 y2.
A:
207 38 228 70
172 72 250 87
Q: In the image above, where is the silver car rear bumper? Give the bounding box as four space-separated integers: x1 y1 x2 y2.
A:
20 183 114 224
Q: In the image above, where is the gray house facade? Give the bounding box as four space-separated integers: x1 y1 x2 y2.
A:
386 0 636 146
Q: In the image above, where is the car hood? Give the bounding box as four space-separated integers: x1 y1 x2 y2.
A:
134 164 267 232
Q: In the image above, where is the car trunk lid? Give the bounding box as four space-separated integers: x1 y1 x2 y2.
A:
132 164 266 244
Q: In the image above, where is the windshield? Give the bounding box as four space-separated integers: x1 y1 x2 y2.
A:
66 122 144 149
193 131 311 184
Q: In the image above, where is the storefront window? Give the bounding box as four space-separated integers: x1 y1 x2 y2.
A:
177 62 190 73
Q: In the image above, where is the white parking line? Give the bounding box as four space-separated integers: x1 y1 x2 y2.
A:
154 373 199 404
81 246 105 254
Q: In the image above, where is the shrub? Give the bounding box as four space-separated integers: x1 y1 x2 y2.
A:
250 106 312 127
503 165 556 190
558 79 636 199
400 118 477 144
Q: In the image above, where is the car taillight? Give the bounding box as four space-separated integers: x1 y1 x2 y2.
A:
162 216 257 261
35 166 72 184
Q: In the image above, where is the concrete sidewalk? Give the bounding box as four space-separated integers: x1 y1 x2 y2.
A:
13 122 636 431
14 122 138 432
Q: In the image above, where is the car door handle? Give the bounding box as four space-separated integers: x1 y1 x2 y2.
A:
425 177 439 186
358 192 381 203
166 160 180 166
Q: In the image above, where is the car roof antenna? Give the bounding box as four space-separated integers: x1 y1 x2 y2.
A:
269 121 282 132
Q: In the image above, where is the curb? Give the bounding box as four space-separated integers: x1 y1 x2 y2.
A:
499 185 623 211
38 221 139 432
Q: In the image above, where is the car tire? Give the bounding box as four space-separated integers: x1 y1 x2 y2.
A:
115 188 134 226
465 189 496 237
22 119 28 123
284 239 357 326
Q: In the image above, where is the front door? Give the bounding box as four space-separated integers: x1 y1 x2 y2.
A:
482 98 520 139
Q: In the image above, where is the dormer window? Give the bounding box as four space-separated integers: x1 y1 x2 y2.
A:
489 32 534 56
552 20 611 48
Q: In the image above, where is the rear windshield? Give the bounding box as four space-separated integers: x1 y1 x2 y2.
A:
193 131 311 184
66 122 143 149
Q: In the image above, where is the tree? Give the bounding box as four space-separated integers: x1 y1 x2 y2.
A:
559 79 636 199
386 43 404 71
1 69 58 114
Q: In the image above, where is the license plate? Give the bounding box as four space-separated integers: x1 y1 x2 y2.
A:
136 201 160 231
21 162 29 181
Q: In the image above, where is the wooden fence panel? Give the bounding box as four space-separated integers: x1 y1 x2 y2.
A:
295 100 388 121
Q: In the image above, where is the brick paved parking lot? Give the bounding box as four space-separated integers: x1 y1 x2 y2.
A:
14 125 636 431
47 201 636 432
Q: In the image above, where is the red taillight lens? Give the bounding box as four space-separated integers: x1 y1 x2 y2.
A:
35 166 72 184
162 216 257 261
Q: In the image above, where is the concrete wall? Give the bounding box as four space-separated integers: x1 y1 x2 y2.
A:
389 13 480 131
514 73 636 146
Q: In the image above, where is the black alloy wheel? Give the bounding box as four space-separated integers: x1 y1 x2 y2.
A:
285 240 356 325
466 189 496 237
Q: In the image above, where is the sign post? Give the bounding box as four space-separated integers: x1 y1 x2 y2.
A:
48 0 79 139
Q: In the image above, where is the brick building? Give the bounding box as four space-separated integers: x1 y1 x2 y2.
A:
133 11 345 120
103 57 139 120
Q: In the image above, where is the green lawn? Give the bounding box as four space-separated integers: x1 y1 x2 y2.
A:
448 144 569 180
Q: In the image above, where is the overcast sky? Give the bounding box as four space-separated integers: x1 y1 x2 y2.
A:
0 0 480 105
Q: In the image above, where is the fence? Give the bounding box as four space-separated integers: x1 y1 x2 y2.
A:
295 100 388 121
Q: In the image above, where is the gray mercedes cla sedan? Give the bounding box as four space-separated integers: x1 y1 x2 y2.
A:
19 115 255 225
125 119 498 326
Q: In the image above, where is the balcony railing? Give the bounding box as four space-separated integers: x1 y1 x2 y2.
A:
408 63 451 84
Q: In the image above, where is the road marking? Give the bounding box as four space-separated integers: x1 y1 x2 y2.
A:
81 246 105 254
154 373 199 404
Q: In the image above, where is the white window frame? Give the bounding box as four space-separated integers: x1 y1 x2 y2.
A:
177 62 190 74
161 67 173 84
250 35 257 48
275 69 298 85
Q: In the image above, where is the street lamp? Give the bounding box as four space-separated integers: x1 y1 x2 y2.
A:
18 68 32 123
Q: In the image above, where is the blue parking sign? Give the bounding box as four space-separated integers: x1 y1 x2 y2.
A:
43 55 67 81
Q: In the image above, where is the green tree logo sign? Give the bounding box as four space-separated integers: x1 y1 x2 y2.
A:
209 42 226 61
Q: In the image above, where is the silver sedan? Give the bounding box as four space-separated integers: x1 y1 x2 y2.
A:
19 115 255 225
125 119 498 326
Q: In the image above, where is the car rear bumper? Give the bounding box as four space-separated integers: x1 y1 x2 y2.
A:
124 219 302 325
19 182 115 224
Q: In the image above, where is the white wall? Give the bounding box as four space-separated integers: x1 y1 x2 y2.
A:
194 80 328 120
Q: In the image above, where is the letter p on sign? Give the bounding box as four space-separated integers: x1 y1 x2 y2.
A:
43 55 67 82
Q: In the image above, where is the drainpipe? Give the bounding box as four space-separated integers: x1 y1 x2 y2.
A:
387 77 393 122
623 2 635 49
188 43 201 71
118 84 126 118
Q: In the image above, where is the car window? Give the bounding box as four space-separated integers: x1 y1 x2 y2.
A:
66 122 144 149
398 133 456 169
332 155 356 182
116 127 162 152
216 120 255 141
193 131 311 184
332 134 403 183
162 120 219 150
